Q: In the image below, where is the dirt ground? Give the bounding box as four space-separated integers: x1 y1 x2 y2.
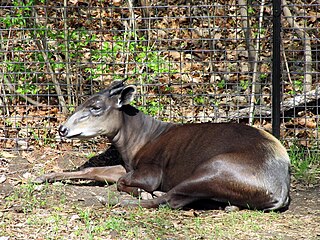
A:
0 149 319 239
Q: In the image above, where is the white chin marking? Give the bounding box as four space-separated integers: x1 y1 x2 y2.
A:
66 129 99 139
65 132 82 138
78 132 99 139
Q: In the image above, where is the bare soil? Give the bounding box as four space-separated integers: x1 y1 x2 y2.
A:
0 149 319 239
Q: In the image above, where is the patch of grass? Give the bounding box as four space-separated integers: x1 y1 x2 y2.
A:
5 181 46 213
85 152 96 159
1 160 319 239
4 181 66 213
1 195 318 239
289 145 320 184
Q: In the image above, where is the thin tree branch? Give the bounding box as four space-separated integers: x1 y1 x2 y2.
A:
0 28 11 116
64 0 72 105
127 0 137 42
5 78 45 107
282 0 313 92
238 0 255 71
281 43 293 85
34 39 68 114
249 0 265 125
31 8 69 114
0 28 44 109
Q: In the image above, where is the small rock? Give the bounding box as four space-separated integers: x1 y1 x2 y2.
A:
110 209 126 216
0 236 10 240
0 174 7 184
225 205 240 213
70 214 80 222
17 140 28 150
52 182 64 186
34 185 44 191
96 196 108 205
22 172 33 180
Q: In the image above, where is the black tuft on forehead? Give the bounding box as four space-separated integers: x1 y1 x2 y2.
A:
109 80 125 96
97 80 127 97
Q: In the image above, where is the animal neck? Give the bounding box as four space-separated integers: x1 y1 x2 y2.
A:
110 105 173 169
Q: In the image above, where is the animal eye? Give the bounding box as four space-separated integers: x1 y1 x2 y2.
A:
90 105 102 114
91 105 101 111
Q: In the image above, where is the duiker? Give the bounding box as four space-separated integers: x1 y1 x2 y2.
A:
36 81 290 211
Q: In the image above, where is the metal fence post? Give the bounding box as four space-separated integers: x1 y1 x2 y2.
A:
272 0 281 138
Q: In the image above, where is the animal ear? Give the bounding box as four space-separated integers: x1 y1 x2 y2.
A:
116 85 136 108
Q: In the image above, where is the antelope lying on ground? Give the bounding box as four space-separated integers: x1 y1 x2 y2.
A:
36 81 290 211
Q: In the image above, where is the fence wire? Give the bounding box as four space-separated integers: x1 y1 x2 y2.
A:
0 0 319 155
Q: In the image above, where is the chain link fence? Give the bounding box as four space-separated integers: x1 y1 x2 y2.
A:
0 0 319 155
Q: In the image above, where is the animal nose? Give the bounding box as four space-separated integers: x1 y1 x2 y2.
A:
59 125 69 137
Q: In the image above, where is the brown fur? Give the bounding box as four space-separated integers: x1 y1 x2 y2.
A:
35 84 291 211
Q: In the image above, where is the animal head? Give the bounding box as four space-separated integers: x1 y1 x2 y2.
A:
59 81 137 139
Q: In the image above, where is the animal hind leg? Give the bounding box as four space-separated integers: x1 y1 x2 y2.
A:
120 178 207 209
120 171 216 209
121 166 272 210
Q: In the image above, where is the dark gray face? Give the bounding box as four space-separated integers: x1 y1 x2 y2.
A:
59 85 136 139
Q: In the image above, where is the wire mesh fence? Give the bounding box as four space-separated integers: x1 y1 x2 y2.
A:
0 0 319 155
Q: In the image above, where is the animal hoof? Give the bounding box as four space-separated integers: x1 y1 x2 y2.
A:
138 189 166 200
33 173 56 184
153 191 165 197
33 176 46 184
119 199 140 208
224 205 240 213
140 191 153 200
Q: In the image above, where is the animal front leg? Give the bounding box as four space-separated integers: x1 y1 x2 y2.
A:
117 166 163 203
34 165 126 184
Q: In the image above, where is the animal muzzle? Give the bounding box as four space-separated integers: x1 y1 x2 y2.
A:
58 125 69 137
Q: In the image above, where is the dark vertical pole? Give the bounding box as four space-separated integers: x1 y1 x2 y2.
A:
272 0 281 138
